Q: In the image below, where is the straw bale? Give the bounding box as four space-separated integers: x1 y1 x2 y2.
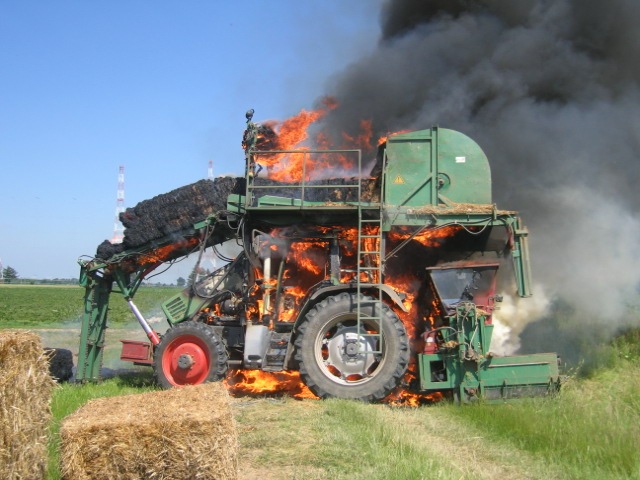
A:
0 330 56 480
60 382 238 480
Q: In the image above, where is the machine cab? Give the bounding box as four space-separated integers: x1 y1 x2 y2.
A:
428 262 500 316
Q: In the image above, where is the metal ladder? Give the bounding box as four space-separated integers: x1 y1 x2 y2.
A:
356 161 385 356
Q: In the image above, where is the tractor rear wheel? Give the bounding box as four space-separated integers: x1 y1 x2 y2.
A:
294 293 409 402
154 321 228 388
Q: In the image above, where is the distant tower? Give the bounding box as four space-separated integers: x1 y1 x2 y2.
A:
0 258 3 281
111 165 125 244
208 160 214 180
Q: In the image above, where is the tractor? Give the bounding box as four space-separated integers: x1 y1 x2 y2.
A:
76 112 560 402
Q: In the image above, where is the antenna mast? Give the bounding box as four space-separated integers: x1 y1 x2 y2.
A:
208 160 213 180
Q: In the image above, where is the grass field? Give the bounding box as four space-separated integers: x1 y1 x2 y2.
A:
0 284 180 328
44 343 640 480
2 285 640 479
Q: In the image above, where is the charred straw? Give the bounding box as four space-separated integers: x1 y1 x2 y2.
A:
95 173 380 262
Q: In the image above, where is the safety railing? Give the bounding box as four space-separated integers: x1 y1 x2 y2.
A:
244 149 364 209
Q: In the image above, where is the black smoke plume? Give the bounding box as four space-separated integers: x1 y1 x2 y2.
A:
314 0 640 364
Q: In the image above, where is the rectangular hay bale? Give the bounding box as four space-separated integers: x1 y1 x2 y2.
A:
0 330 55 480
60 382 238 480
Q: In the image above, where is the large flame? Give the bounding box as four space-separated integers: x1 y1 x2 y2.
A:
251 100 386 182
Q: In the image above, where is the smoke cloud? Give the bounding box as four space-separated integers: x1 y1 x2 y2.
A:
315 0 640 363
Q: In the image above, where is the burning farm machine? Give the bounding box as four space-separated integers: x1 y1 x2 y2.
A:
77 111 561 403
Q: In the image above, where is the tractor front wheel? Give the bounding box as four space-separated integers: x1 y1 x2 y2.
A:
154 321 228 388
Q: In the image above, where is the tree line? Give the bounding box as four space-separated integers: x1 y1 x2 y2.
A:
0 265 79 285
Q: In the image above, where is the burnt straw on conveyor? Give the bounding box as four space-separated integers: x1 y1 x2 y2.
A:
95 177 245 260
95 176 379 261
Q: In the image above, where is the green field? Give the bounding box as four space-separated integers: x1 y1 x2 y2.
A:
2 285 640 479
0 284 180 328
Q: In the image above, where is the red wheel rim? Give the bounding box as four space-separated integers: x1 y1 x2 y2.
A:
161 334 211 386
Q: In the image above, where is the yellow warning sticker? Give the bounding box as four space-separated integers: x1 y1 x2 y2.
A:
394 175 405 184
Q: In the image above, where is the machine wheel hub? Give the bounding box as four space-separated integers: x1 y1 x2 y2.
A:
318 321 378 385
177 353 194 369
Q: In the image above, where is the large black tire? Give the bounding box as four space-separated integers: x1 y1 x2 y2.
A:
45 348 74 382
154 321 228 388
294 293 409 402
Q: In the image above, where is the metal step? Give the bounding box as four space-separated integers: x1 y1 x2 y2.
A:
262 332 291 370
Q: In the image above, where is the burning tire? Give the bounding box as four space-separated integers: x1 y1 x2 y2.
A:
294 293 409 402
154 321 228 388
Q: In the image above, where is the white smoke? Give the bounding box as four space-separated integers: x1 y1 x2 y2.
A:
492 286 551 355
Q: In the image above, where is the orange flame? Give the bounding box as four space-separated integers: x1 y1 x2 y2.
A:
287 241 327 276
251 101 381 182
386 388 445 407
342 119 374 151
226 159 463 403
255 107 329 182
377 129 412 146
225 369 318 399
388 225 462 248
131 237 200 268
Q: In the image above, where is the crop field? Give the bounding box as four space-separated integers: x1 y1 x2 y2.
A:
0 284 180 328
2 285 640 479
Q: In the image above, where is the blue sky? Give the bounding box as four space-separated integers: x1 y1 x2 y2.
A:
0 1 383 279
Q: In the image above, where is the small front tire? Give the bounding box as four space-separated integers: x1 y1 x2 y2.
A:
154 321 228 388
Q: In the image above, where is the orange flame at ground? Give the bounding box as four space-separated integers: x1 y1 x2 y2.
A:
384 364 445 406
224 369 443 406
225 370 318 399
386 388 445 407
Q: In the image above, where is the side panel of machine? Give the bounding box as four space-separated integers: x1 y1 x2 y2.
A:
419 352 561 401
384 127 492 208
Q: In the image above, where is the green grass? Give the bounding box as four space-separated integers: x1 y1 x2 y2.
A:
316 400 456 480
448 333 640 479
0 284 180 327
233 396 459 480
43 334 640 479
5 282 636 478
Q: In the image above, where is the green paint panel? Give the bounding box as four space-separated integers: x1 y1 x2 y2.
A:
385 127 492 207
419 352 560 397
